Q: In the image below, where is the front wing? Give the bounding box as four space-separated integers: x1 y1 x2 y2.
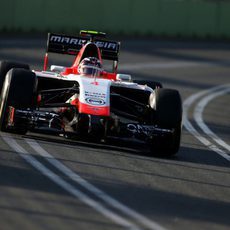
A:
7 106 174 142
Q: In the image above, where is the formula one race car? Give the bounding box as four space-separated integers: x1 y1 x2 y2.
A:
0 30 182 156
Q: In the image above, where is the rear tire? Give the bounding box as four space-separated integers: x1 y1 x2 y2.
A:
0 68 37 134
149 88 182 157
0 61 30 93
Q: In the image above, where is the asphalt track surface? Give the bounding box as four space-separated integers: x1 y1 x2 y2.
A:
0 36 229 230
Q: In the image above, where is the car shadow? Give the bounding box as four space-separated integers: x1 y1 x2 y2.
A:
24 132 230 169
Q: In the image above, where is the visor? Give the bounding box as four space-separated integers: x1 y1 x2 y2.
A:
79 65 102 77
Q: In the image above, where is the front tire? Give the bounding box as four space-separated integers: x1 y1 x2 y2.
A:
0 68 37 134
0 61 30 94
149 88 182 157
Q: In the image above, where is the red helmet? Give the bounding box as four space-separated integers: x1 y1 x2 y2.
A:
78 57 102 77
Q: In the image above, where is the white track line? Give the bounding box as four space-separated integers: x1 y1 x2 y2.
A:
183 84 230 161
194 86 230 153
25 138 167 230
1 134 141 230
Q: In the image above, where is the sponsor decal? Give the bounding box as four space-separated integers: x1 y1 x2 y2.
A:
91 81 99 86
95 41 117 50
50 35 118 51
85 97 106 106
127 124 172 136
127 124 155 136
84 91 106 99
50 35 86 45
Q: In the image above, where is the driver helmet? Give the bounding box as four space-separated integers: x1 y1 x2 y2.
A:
78 57 102 77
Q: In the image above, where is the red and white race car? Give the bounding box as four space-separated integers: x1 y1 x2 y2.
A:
0 30 182 156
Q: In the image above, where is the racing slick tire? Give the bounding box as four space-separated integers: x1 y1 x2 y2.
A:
0 61 30 94
149 88 182 157
133 80 163 89
0 68 37 134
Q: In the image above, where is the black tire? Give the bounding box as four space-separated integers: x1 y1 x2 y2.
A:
0 61 30 94
149 88 182 156
133 80 163 89
0 68 37 134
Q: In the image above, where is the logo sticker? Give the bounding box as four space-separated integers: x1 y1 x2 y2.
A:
85 97 106 106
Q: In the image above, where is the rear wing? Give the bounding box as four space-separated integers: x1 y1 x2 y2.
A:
46 33 120 61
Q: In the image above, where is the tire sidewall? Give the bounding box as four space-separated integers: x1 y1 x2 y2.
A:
149 88 182 156
0 61 30 94
0 68 37 133
152 88 182 128
0 71 12 131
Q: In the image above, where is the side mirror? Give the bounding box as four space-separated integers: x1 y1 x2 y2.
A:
116 74 132 82
50 65 66 73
